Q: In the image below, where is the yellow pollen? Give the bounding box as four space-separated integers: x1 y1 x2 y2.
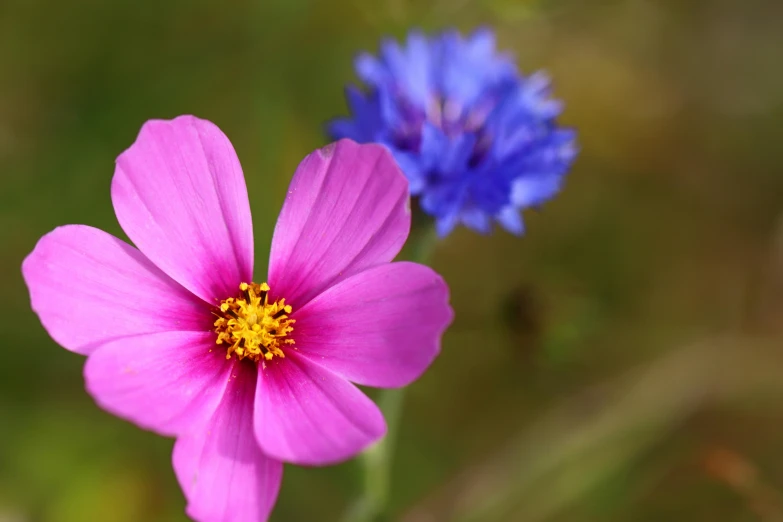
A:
213 282 295 362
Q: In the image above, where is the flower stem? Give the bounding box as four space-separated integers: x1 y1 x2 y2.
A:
360 386 407 520
343 216 439 522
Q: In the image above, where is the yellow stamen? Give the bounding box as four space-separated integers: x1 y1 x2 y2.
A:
213 282 295 362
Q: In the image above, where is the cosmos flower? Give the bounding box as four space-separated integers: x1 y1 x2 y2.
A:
329 28 578 237
22 116 453 522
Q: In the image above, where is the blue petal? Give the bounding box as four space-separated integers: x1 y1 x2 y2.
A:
400 30 434 108
459 206 493 234
510 173 562 207
435 211 460 238
520 72 563 119
496 206 525 235
375 34 434 110
419 122 475 176
466 28 496 57
419 121 448 167
355 52 387 87
391 150 426 194
346 87 384 136
326 118 363 142
437 30 517 110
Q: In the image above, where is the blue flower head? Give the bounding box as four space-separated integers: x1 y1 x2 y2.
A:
328 29 578 237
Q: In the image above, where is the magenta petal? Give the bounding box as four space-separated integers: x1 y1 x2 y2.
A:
21 225 208 355
254 353 386 466
293 262 453 388
112 115 254 303
268 139 410 308
174 362 282 522
85 331 232 437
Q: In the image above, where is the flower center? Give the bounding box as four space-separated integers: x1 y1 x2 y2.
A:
391 93 498 168
213 282 295 362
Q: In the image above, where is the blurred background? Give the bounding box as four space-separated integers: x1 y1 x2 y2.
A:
2 0 783 520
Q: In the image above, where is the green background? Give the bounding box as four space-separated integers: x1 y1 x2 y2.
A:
2 0 783 520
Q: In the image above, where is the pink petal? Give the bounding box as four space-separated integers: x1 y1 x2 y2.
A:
254 352 386 466
267 139 410 308
174 362 282 522
112 115 254 304
293 262 453 388
21 225 208 355
85 331 233 437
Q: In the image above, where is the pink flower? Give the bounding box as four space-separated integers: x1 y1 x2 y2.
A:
22 116 453 522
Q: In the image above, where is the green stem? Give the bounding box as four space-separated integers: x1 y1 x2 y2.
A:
362 387 407 519
343 219 439 522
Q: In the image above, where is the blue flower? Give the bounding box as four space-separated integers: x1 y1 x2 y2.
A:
328 29 578 237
